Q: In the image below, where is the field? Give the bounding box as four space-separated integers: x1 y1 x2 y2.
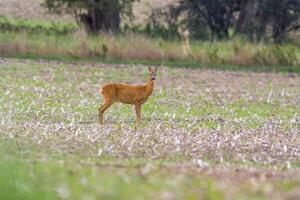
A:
0 58 299 199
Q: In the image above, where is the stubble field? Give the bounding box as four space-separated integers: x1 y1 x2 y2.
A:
0 58 300 200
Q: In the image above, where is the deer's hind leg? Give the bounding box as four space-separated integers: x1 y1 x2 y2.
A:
99 86 116 125
99 101 114 125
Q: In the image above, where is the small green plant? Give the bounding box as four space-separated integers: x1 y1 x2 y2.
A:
253 47 273 65
253 45 298 66
102 44 109 58
207 47 222 64
271 45 297 66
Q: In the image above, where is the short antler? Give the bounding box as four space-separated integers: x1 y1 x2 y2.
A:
148 66 158 72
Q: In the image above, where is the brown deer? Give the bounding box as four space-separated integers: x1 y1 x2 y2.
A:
99 66 158 127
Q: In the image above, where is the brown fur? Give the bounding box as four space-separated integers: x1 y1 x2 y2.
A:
99 66 158 127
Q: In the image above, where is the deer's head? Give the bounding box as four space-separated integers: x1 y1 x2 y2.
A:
148 66 158 80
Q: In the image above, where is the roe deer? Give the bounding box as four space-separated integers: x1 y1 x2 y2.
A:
99 66 158 127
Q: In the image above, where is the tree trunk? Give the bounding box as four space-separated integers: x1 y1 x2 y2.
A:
80 8 120 33
204 3 231 40
272 0 288 43
237 0 275 42
237 0 260 41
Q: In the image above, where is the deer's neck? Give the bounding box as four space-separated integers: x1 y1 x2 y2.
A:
145 79 154 97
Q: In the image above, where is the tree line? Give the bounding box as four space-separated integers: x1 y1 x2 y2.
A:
44 0 300 43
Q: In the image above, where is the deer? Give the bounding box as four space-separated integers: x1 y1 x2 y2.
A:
98 66 158 127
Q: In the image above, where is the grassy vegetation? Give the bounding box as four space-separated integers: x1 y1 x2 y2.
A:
0 141 229 200
0 27 299 72
0 58 299 199
0 16 76 35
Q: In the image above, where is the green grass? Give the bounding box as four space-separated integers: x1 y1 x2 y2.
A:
2 137 300 200
0 15 77 35
0 59 299 199
0 30 299 72
0 140 225 200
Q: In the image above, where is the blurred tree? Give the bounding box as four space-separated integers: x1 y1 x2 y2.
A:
43 0 137 33
172 0 240 40
149 0 299 42
268 0 300 43
236 0 300 42
149 0 239 40
236 0 265 41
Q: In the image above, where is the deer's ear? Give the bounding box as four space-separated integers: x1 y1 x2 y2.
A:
148 66 152 71
154 66 158 72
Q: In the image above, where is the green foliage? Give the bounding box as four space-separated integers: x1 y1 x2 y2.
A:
207 47 222 64
271 45 297 65
43 0 138 33
253 45 298 66
131 23 180 40
0 16 76 35
141 8 181 40
102 44 108 58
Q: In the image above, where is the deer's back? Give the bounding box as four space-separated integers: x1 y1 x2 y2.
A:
101 83 147 104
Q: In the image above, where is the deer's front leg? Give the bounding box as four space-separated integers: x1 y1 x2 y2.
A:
135 103 142 127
